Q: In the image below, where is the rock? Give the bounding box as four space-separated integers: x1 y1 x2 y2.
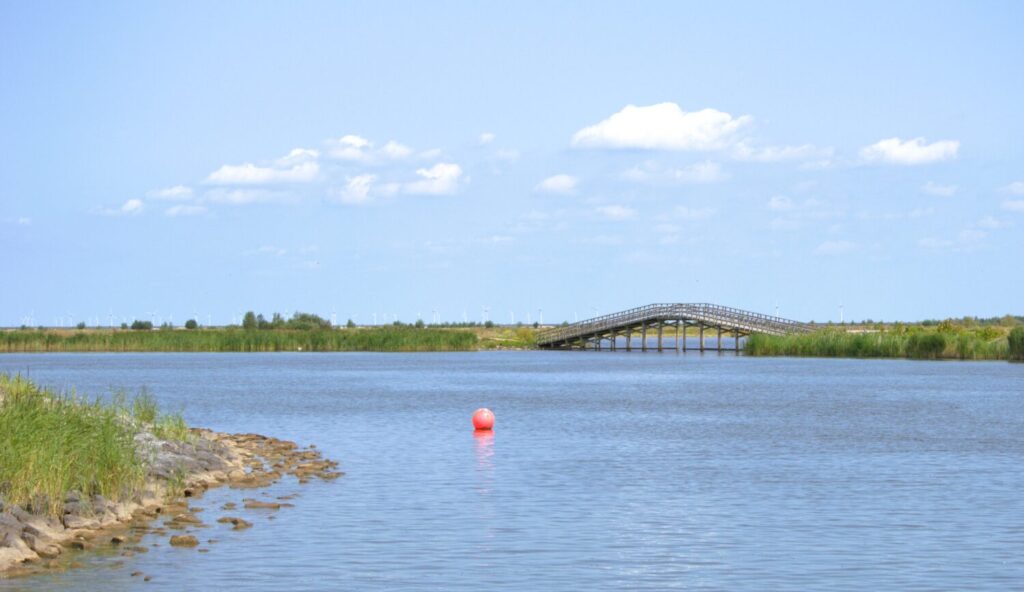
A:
169 535 198 547
216 517 252 530
220 502 236 511
111 536 125 545
242 500 289 510
63 515 100 530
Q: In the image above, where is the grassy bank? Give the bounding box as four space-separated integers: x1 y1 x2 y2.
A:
0 375 187 516
0 327 478 353
746 328 1012 360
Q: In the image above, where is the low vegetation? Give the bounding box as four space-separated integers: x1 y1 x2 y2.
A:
746 323 1013 361
0 326 478 353
1009 327 1024 362
0 375 191 517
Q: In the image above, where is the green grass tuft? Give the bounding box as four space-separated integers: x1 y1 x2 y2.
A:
0 375 146 516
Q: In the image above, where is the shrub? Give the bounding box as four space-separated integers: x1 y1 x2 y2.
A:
906 333 947 359
184 319 198 330
1010 327 1024 362
130 320 153 331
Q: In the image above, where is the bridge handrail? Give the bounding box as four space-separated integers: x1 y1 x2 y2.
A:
535 303 813 345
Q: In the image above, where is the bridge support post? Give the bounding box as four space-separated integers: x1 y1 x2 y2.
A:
699 325 705 352
734 329 740 353
641 323 648 352
657 322 663 352
717 327 723 352
675 322 680 353
626 329 632 352
682 323 688 352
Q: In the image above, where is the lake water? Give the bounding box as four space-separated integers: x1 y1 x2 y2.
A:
1 352 1022 591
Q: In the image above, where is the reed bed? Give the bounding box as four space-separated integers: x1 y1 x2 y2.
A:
0 375 193 516
746 329 1010 360
0 375 143 516
1010 327 1024 362
0 327 478 353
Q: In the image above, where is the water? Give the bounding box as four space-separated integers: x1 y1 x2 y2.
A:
1 352 1022 591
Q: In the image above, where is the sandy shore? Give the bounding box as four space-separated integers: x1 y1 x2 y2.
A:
0 427 341 578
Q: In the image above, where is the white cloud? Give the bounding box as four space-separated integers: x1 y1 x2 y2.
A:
674 206 715 220
327 135 413 163
572 103 751 151
121 199 143 214
860 137 959 165
731 142 833 163
815 240 857 255
334 174 377 204
327 135 371 160
405 163 464 195
918 237 954 249
1002 199 1024 212
380 141 413 159
921 181 957 197
276 148 319 167
147 185 194 200
479 132 496 145
976 216 1011 229
206 161 318 185
204 188 287 204
623 160 726 184
535 174 578 194
1002 181 1024 195
767 196 794 211
494 148 520 162
164 204 207 217
596 205 636 220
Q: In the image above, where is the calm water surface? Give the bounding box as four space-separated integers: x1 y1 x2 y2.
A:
0 352 1022 591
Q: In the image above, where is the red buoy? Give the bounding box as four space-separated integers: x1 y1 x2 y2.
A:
472 408 495 431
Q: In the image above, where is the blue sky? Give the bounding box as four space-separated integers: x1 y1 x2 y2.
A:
2 1 1023 327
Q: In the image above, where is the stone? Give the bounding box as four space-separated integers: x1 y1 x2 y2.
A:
169 535 198 547
216 517 252 530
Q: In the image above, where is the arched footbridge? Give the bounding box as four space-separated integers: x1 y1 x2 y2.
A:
535 303 814 352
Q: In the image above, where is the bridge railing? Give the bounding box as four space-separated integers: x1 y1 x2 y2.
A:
535 303 813 345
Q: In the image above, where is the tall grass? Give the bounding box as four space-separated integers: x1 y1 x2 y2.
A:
0 375 146 516
0 327 478 353
746 329 1010 360
1010 327 1024 362
0 375 195 516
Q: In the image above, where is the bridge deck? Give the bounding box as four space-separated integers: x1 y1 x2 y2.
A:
535 303 813 350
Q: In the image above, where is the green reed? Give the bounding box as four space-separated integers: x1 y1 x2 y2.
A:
746 329 1010 360
0 327 479 353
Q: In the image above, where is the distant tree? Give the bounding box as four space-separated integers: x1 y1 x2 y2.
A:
120 322 128 330
560 321 569 327
271 313 285 329
1001 314 1019 328
414 318 425 329
287 312 332 330
484 320 494 329
256 313 269 329
184 319 198 330
130 320 154 331
242 311 258 330
346 319 356 329
532 322 539 329
75 321 86 330
159 322 174 330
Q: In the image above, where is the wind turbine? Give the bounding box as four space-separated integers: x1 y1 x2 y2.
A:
538 309 543 325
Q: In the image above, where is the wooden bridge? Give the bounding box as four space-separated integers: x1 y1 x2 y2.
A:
535 303 814 352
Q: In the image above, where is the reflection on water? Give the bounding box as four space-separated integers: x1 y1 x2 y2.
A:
0 352 1022 591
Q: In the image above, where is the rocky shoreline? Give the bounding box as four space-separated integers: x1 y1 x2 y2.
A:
0 426 341 578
